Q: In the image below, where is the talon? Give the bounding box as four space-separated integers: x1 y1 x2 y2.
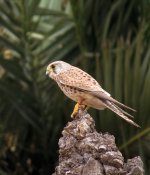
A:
71 103 89 118
71 103 79 118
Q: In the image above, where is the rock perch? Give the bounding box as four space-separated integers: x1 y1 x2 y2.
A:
53 109 144 175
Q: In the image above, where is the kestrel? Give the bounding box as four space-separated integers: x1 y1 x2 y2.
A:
46 61 140 128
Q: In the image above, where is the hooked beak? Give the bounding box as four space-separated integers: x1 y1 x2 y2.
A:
46 70 49 75
46 67 52 75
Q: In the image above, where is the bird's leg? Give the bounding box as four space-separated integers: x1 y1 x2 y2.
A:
71 103 79 118
71 99 86 118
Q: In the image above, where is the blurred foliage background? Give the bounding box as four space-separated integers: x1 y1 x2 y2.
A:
0 0 150 174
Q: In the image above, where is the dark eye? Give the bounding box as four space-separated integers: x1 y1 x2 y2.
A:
51 64 55 69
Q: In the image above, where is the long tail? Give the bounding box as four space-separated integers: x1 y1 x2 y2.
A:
90 91 139 127
103 100 140 128
112 103 134 119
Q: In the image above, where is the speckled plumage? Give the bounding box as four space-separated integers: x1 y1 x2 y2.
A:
46 61 140 128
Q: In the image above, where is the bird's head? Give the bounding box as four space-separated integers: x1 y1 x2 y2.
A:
46 61 71 79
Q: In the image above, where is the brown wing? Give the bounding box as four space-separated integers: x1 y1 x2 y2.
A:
57 66 110 95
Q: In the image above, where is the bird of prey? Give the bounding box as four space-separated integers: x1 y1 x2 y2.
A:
46 61 140 128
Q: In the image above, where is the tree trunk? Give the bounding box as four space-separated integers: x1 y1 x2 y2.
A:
53 108 144 175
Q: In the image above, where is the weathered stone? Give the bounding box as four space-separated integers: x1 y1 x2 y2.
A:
53 109 144 175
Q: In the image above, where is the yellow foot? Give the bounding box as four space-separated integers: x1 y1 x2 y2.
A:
71 103 89 118
71 103 79 118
